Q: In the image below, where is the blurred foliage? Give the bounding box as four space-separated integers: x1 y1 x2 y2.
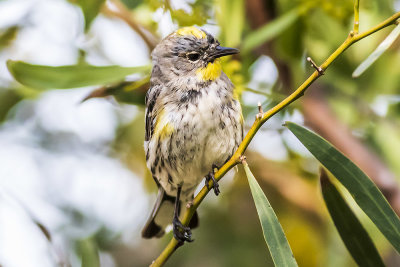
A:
241 6 306 54
77 237 101 267
0 25 19 50
0 88 21 122
1 0 400 266
353 24 400 77
217 0 245 47
7 60 150 90
70 0 106 31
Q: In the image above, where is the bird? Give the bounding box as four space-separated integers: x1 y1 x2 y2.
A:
142 26 243 243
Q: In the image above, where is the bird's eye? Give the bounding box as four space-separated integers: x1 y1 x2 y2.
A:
187 52 200 61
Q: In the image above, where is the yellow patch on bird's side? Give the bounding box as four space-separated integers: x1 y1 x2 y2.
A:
175 27 206 39
233 90 240 100
196 60 222 81
154 109 174 140
239 112 244 125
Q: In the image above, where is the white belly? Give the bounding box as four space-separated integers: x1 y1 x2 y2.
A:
145 82 242 199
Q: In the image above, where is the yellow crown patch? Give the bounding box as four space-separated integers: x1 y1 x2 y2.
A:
176 27 206 39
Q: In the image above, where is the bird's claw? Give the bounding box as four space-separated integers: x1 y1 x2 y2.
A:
173 216 193 243
205 171 220 196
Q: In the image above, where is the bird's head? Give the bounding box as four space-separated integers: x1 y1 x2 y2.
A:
151 27 239 82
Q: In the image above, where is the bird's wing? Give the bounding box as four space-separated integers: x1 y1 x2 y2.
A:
145 84 162 141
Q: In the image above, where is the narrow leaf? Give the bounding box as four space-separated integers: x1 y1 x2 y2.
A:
0 26 19 49
218 0 245 47
81 76 149 105
320 168 385 267
285 121 400 253
78 237 100 267
71 0 105 31
353 23 400 77
241 7 305 53
7 60 151 90
243 161 298 267
0 89 21 122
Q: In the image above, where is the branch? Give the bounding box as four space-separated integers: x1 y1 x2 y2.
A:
150 10 400 267
102 0 159 51
353 0 360 34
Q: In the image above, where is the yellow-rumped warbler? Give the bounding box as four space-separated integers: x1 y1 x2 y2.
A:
142 27 243 242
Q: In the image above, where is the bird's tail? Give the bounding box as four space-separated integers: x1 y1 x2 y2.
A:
142 187 199 239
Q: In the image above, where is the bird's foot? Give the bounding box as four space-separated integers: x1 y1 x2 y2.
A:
205 170 220 196
173 216 193 243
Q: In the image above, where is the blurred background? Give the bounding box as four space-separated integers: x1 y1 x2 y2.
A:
1 0 400 266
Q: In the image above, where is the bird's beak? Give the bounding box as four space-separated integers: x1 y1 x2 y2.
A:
210 46 240 60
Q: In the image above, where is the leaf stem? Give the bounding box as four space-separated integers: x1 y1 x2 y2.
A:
149 10 400 267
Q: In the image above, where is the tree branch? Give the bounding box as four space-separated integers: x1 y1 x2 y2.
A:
150 10 400 267
102 0 159 51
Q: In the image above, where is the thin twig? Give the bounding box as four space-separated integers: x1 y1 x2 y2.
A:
307 57 324 75
102 0 159 51
353 0 360 35
150 10 400 267
256 102 264 119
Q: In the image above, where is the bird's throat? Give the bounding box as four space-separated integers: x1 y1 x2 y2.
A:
196 60 222 81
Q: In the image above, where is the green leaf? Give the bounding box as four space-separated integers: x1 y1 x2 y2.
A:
70 0 105 31
320 169 385 267
7 60 151 90
353 23 400 78
170 7 208 27
120 0 143 9
217 0 244 47
169 0 210 26
241 6 307 53
81 77 149 105
243 161 298 267
285 121 400 253
0 88 22 122
0 26 20 50
77 237 100 267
